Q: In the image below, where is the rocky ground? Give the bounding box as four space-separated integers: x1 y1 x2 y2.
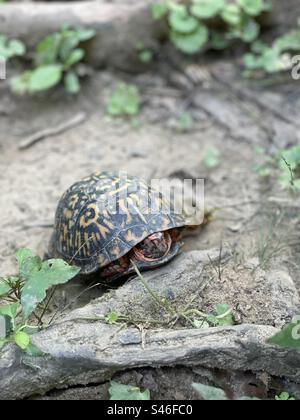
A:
1 0 300 401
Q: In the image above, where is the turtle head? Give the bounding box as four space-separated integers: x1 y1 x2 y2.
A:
100 229 182 280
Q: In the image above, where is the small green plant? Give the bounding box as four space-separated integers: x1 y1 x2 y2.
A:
267 318 300 349
176 111 194 132
10 26 95 95
136 42 154 64
206 304 234 327
109 381 151 400
255 145 300 190
107 83 141 117
275 392 295 401
203 147 221 169
0 34 26 60
0 248 80 353
152 0 271 54
243 27 300 75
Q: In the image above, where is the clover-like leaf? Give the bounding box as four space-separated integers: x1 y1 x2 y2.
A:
151 3 168 20
21 259 80 320
168 8 199 34
203 147 220 169
107 83 140 117
170 24 209 54
240 17 260 43
109 381 151 401
191 0 225 19
274 30 300 53
237 0 266 16
221 4 241 26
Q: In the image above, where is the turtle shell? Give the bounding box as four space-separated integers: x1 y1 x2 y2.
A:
50 171 187 274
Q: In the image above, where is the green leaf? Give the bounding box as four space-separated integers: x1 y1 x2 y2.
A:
16 248 42 279
64 48 84 69
28 65 63 92
16 248 33 267
275 392 295 401
251 40 268 54
74 28 96 42
238 0 266 16
221 4 242 26
274 30 300 53
151 3 168 20
191 0 225 19
240 18 260 43
64 71 81 94
0 35 26 60
0 278 11 297
170 24 209 54
7 40 26 56
139 50 153 64
215 303 234 326
21 259 80 320
109 381 151 401
36 33 62 65
0 303 19 321
177 112 194 132
105 311 121 325
107 83 140 117
10 71 33 95
192 383 228 400
168 8 199 34
203 147 220 168
14 331 30 350
267 320 300 349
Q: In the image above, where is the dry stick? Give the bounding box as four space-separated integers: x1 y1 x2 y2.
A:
18 112 87 150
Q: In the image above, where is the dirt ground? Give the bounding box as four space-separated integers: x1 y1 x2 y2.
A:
1 48 300 399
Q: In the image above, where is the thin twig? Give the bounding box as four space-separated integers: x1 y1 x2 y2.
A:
18 112 87 150
131 261 176 315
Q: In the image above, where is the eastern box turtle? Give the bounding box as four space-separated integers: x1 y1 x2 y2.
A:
49 171 191 280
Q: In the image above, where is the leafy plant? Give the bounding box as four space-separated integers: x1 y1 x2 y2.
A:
206 304 234 327
10 26 95 95
203 147 221 168
267 318 300 349
243 27 300 75
0 248 80 353
255 145 300 190
136 42 154 64
0 34 25 60
275 392 295 401
176 111 194 132
109 381 151 400
152 0 271 54
107 83 141 117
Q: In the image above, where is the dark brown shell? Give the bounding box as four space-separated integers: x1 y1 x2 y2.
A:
50 172 187 274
